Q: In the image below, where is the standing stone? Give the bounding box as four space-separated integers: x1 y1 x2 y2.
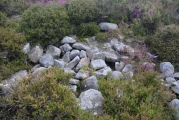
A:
39 54 54 68
90 59 107 70
65 56 80 69
72 43 91 51
61 36 76 44
82 76 99 90
46 45 61 58
78 89 104 115
99 22 118 31
28 46 43 63
70 50 80 60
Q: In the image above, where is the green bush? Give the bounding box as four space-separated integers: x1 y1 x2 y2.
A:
76 22 100 37
66 0 99 25
0 67 94 119
0 12 6 26
145 24 179 70
99 71 175 119
19 4 72 46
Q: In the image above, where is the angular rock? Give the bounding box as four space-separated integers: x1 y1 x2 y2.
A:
103 43 114 51
62 51 70 63
75 57 90 72
92 52 105 61
174 72 179 80
160 62 174 73
70 50 80 60
65 56 80 69
110 71 123 80
80 50 87 58
39 54 54 68
70 85 77 92
70 78 80 85
86 49 99 60
46 45 61 58
99 22 118 31
54 59 66 68
78 89 104 115
90 59 107 70
64 68 76 76
82 76 99 90
27 46 43 63
32 67 47 75
110 38 119 46
122 64 134 73
61 36 76 44
171 81 179 94
114 43 134 55
72 43 91 51
61 43 72 53
169 99 179 117
93 67 112 78
104 52 120 62
75 70 90 80
166 77 176 86
115 62 125 71
23 43 30 54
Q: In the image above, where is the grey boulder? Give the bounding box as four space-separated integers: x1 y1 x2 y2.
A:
28 46 43 63
72 43 91 51
61 36 76 44
65 56 80 69
70 50 80 60
90 59 107 70
82 76 99 90
39 54 54 68
54 59 66 68
169 99 179 117
46 45 61 58
23 43 30 54
99 22 118 31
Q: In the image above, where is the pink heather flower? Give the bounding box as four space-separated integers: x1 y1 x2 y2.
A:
148 9 155 14
125 23 130 28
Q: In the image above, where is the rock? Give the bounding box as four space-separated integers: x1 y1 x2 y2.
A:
90 59 107 70
115 62 125 71
104 52 120 62
169 99 179 117
54 59 66 68
75 70 90 80
62 51 70 63
31 64 41 72
69 78 80 85
46 45 61 58
86 49 99 60
23 43 30 54
166 77 176 86
174 73 179 80
122 64 134 73
91 52 105 61
171 81 179 94
99 22 118 31
119 35 124 41
70 85 77 92
60 43 72 53
27 46 43 63
80 50 87 58
70 50 80 60
114 43 134 55
110 38 119 46
72 43 91 51
64 68 76 76
82 76 99 90
39 54 54 68
61 36 76 44
65 56 80 69
160 62 174 73
103 43 114 51
110 71 123 80
123 71 134 79
78 89 104 115
142 62 155 71
32 67 47 75
160 70 174 79
75 57 90 72
93 67 112 78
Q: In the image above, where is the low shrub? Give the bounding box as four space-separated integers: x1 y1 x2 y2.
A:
99 71 175 119
145 24 179 70
0 67 93 119
0 12 6 26
19 4 72 46
76 22 100 37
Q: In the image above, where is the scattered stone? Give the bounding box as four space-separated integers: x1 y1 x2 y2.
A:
65 56 80 69
169 99 179 117
62 51 70 63
39 54 54 68
114 43 134 55
75 57 90 72
110 71 123 80
123 71 134 79
70 85 77 92
31 64 41 72
115 62 125 71
54 59 66 68
122 64 134 73
160 62 174 73
110 38 119 46
64 68 76 75
32 67 47 75
104 52 120 62
99 22 118 31
69 78 80 85
61 43 72 53
92 52 105 61
82 76 99 90
86 49 99 60
90 59 107 70
23 43 30 54
78 89 104 115
72 43 91 51
166 77 176 87
80 50 87 58
61 36 76 44
70 50 80 60
174 72 179 80
27 46 43 63
46 45 61 58
94 67 112 78
171 81 179 94
75 70 90 80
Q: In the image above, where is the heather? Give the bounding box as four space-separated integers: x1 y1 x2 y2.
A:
0 0 179 119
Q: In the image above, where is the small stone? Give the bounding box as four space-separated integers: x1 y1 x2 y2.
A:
72 43 91 51
90 59 107 70
61 36 76 44
110 71 123 80
54 59 66 68
75 57 90 72
65 56 80 69
80 50 87 58
69 78 80 85
99 22 118 31
115 62 125 71
92 52 105 61
62 51 70 63
46 45 61 58
70 50 80 60
75 70 90 80
70 85 77 92
61 43 72 53
23 43 30 54
28 46 43 63
82 76 99 91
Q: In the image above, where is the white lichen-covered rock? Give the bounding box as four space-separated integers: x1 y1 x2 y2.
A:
79 89 104 115
90 59 107 70
39 54 54 68
46 45 61 58
82 76 99 90
61 36 76 44
23 43 30 54
99 22 118 31
27 46 43 63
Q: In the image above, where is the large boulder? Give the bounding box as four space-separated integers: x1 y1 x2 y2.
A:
61 36 76 44
39 54 54 68
90 59 107 70
27 46 43 63
46 45 61 58
78 89 104 115
82 76 99 91
99 22 118 31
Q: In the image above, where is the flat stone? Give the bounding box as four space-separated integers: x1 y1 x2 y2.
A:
69 78 80 85
90 59 107 70
93 67 112 78
61 36 76 44
91 52 105 61
72 43 91 51
104 52 120 62
86 49 99 60
64 68 76 76
122 64 134 73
